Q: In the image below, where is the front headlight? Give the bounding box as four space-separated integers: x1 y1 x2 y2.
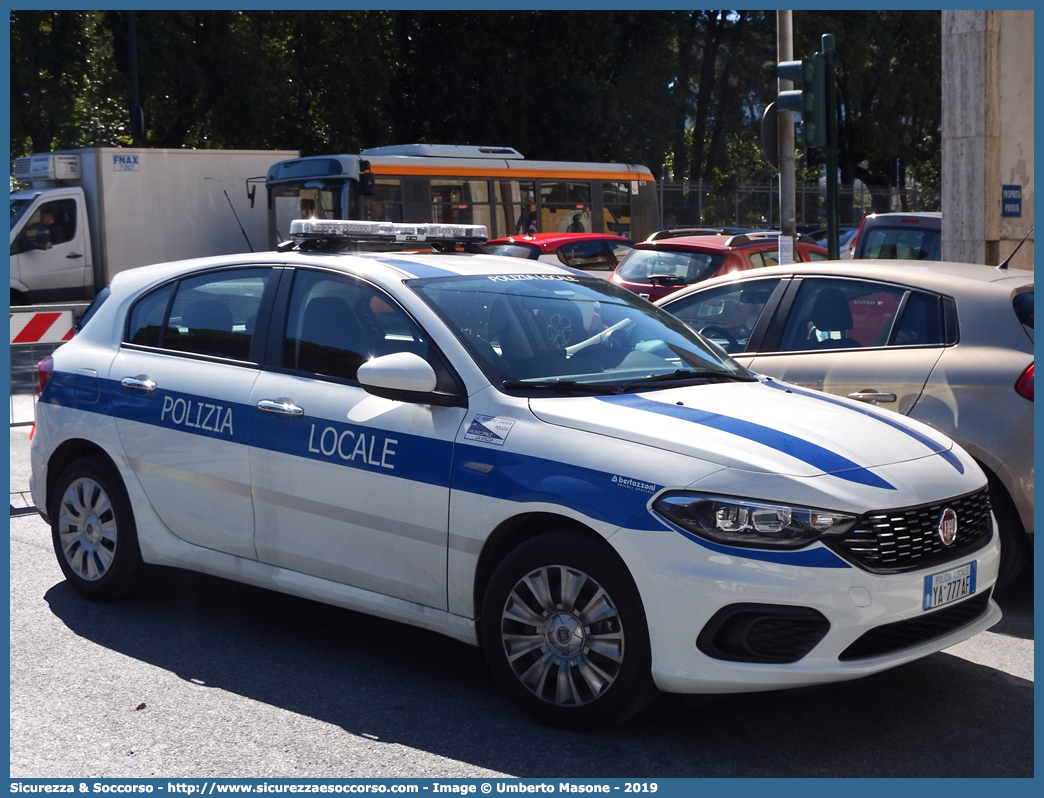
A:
653 492 856 550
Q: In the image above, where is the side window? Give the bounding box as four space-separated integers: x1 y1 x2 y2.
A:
493 180 536 236
125 269 271 361
664 278 781 354
602 182 632 237
12 199 77 253
362 178 403 222
779 279 905 351
283 271 431 382
557 241 610 270
431 179 492 231
748 250 780 269
126 284 175 347
893 291 949 346
608 241 634 265
540 181 591 234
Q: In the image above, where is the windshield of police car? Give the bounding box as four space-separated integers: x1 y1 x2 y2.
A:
410 274 750 391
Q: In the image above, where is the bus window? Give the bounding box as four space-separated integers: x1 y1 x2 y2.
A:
431 179 492 229
271 182 348 245
603 181 633 238
363 178 403 222
494 180 537 236
541 182 592 233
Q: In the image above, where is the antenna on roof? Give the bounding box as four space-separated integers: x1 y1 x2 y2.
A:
997 224 1033 270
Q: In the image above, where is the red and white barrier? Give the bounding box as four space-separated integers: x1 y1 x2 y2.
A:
9 310 75 345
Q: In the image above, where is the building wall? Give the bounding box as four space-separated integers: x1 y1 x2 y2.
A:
941 10 1034 270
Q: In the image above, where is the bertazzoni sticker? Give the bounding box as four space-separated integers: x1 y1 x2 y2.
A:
464 414 516 446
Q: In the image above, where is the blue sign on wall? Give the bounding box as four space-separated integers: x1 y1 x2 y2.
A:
1002 185 1022 217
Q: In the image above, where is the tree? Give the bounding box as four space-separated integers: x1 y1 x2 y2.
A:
794 10 942 214
10 11 97 154
10 7 942 218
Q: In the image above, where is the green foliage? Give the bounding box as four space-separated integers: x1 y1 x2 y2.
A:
794 9 941 205
10 9 942 209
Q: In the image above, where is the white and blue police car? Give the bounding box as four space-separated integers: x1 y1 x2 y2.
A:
31 220 1001 728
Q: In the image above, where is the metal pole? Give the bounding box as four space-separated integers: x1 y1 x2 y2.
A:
777 10 796 263
822 33 840 258
129 12 143 146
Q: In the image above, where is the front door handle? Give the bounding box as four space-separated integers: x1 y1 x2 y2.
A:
257 398 304 416
121 375 156 392
66 252 83 259
848 390 897 404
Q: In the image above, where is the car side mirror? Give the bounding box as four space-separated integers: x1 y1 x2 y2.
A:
358 352 464 407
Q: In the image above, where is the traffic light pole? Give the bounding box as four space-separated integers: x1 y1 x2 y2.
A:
777 10 797 264
822 34 840 259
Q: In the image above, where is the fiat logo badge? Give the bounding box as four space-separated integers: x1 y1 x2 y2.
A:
937 508 958 546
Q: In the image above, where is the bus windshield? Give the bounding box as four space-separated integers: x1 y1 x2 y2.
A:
270 180 352 245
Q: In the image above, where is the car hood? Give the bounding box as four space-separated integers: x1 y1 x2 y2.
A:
528 378 965 487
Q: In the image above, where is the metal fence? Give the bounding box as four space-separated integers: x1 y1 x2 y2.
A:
9 304 88 428
9 305 88 516
657 180 939 230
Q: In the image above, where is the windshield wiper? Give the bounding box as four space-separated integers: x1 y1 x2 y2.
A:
620 369 757 391
502 379 621 395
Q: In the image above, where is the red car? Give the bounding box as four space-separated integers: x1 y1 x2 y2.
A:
482 232 635 272
610 232 828 301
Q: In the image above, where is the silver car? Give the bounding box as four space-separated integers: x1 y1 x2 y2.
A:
658 260 1033 589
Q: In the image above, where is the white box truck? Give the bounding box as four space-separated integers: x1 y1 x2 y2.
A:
10 148 299 305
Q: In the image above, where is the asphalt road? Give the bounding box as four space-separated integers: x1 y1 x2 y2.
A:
9 422 1034 779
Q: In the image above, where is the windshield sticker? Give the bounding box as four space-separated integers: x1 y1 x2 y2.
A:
486 274 579 283
464 415 516 446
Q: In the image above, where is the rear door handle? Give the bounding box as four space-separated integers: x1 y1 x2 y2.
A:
257 398 304 416
66 252 83 259
848 390 897 404
121 375 156 392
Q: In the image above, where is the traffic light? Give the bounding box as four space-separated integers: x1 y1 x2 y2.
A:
776 54 827 150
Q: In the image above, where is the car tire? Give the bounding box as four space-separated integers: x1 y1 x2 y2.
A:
480 531 659 729
50 456 145 601
989 474 1029 594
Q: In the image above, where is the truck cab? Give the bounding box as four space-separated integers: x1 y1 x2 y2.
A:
10 185 93 305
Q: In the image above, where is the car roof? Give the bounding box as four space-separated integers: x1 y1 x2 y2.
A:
634 234 825 253
107 248 584 296
484 232 632 250
864 212 942 219
860 212 942 228
657 259 1033 304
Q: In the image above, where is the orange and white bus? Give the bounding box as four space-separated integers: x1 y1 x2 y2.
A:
265 144 659 246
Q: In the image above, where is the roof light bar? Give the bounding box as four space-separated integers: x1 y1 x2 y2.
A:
289 219 488 244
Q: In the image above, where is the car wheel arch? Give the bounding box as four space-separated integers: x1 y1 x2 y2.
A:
472 512 622 640
972 458 1031 592
46 439 117 517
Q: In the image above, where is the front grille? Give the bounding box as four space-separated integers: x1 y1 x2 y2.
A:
839 590 992 661
826 488 991 573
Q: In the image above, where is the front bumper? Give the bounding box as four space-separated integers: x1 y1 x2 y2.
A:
611 515 1002 695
